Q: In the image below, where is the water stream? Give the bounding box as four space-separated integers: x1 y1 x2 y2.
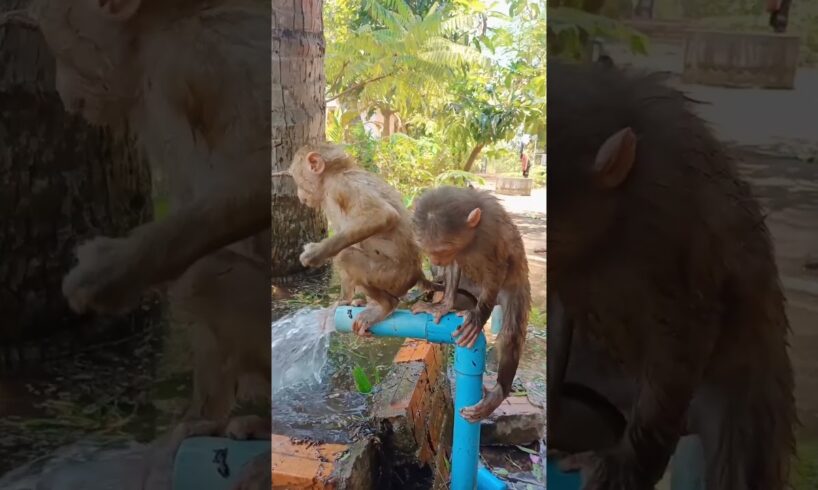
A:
270 307 335 394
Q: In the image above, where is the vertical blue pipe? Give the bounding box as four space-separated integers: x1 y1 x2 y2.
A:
451 335 486 490
670 435 705 490
333 306 508 490
490 305 503 335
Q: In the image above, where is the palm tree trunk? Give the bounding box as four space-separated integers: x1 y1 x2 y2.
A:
271 0 328 278
0 5 152 354
462 143 485 172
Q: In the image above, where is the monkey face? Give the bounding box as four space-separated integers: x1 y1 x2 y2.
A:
32 0 142 125
291 171 323 209
420 230 475 266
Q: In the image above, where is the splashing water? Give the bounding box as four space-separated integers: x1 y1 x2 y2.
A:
271 307 337 394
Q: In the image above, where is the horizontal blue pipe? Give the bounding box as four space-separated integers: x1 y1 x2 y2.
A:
335 306 501 490
173 437 270 490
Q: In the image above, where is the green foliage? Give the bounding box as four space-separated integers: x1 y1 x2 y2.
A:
529 306 546 330
325 0 544 193
793 438 818 490
548 6 649 62
326 0 484 115
435 169 485 187
531 165 546 187
441 77 523 167
352 365 373 394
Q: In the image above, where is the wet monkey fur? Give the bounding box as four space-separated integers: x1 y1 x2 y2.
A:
288 143 434 334
412 186 531 422
548 60 796 489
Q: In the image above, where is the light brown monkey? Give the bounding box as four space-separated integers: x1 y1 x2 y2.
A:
411 186 531 422
288 143 432 334
30 0 272 422
548 60 795 490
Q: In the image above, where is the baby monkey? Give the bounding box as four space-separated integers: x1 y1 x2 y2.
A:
412 186 531 421
289 143 430 334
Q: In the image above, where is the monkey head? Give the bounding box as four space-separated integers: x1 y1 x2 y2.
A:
412 186 484 266
548 125 637 279
30 0 144 125
289 143 355 209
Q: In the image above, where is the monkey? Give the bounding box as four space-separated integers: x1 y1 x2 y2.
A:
411 186 531 422
31 0 273 460
287 143 433 335
547 60 796 489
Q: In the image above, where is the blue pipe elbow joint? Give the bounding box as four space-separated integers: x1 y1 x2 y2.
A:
334 306 497 490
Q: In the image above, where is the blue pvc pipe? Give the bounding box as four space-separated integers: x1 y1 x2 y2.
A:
477 464 509 490
172 437 270 490
547 458 582 490
490 305 503 335
334 306 505 490
670 435 706 490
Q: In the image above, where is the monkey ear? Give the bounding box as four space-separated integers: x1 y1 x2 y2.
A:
91 0 142 21
466 208 482 228
306 152 326 175
592 127 636 189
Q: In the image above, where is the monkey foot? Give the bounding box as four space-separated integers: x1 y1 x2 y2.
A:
460 384 505 422
336 298 367 307
224 415 271 440
411 301 451 324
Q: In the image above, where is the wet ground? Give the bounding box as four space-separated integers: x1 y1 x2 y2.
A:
271 332 403 444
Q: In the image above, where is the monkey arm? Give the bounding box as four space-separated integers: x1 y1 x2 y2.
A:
546 293 573 421
442 264 462 310
310 193 400 262
61 178 269 313
595 335 709 487
474 283 501 325
135 187 269 284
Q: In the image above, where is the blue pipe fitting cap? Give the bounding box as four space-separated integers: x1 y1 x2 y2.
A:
477 464 508 490
172 437 270 490
547 458 582 490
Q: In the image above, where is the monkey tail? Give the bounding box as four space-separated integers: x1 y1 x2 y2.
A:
708 326 796 489
495 284 531 393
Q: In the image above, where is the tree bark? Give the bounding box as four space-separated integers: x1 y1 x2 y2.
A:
0 5 152 348
271 0 328 279
462 143 485 172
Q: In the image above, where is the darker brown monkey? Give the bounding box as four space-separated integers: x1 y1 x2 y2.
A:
412 186 531 422
548 61 795 489
289 143 432 334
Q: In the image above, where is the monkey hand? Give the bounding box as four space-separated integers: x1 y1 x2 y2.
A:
411 301 451 324
460 383 505 422
299 242 327 268
62 236 146 314
452 308 485 347
559 450 649 490
352 306 385 337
